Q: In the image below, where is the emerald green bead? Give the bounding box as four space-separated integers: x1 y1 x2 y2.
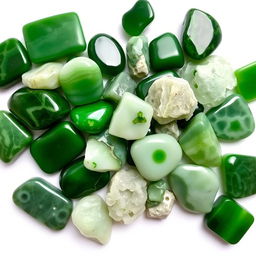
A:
60 157 110 199
0 111 32 163
30 121 85 174
205 195 254 244
182 9 222 60
0 38 31 87
122 0 154 36
206 94 255 141
8 87 70 130
136 70 179 99
13 177 72 230
88 34 125 76
70 101 114 134
221 154 256 198
23 13 86 64
59 57 103 106
149 33 184 71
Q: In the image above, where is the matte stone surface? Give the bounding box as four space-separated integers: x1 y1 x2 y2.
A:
13 177 72 230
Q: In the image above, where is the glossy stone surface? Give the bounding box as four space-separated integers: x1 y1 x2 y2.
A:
122 0 154 36
0 111 32 163
179 113 221 167
9 87 70 130
23 12 86 63
207 94 255 141
149 33 184 71
221 154 256 198
60 157 110 199
88 33 125 76
59 57 103 106
168 164 219 213
0 38 31 87
205 195 254 244
182 9 222 60
70 101 114 134
131 134 182 181
13 177 72 230
30 121 85 173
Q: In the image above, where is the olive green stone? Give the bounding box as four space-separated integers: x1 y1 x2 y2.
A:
8 87 70 130
13 177 72 230
0 111 32 163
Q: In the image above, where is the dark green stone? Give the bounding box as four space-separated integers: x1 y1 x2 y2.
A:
60 157 110 199
13 177 72 230
88 34 125 76
182 9 222 60
8 87 70 130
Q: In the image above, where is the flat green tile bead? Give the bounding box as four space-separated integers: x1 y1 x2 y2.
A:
13 177 72 230
179 113 221 167
30 121 86 174
182 9 222 60
149 33 184 71
23 13 86 64
70 101 114 134
0 38 31 87
88 34 125 76
60 157 110 199
0 111 32 163
205 195 254 244
8 87 70 130
59 57 103 106
206 94 255 141
221 154 256 198
122 0 154 36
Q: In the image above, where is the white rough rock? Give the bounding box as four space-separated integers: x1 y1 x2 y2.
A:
130 55 149 78
155 122 180 139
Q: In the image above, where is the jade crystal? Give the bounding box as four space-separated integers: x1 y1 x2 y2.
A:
13 177 72 230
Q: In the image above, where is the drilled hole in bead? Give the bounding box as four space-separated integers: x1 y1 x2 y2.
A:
18 191 30 203
58 210 67 220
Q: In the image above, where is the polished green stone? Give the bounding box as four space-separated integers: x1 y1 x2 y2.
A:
149 33 184 71
0 38 31 87
182 9 222 60
8 87 70 130
179 113 221 167
205 195 254 244
206 94 255 141
0 111 32 163
122 0 154 36
30 121 85 173
70 101 114 134
221 154 256 198
60 157 110 199
88 34 125 76
13 177 72 230
59 57 103 106
23 12 86 64
136 70 179 99
235 61 256 102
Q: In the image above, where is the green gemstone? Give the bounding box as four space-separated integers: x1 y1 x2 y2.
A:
8 87 70 130
206 94 255 141
59 57 103 106
70 101 114 134
30 121 85 173
88 33 125 76
60 157 110 199
122 0 154 36
0 111 32 163
0 38 31 87
182 9 222 60
136 70 179 99
205 195 254 244
149 33 184 71
13 177 72 230
23 12 86 64
179 113 221 167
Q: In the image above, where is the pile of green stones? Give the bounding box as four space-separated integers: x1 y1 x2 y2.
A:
1 0 256 245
